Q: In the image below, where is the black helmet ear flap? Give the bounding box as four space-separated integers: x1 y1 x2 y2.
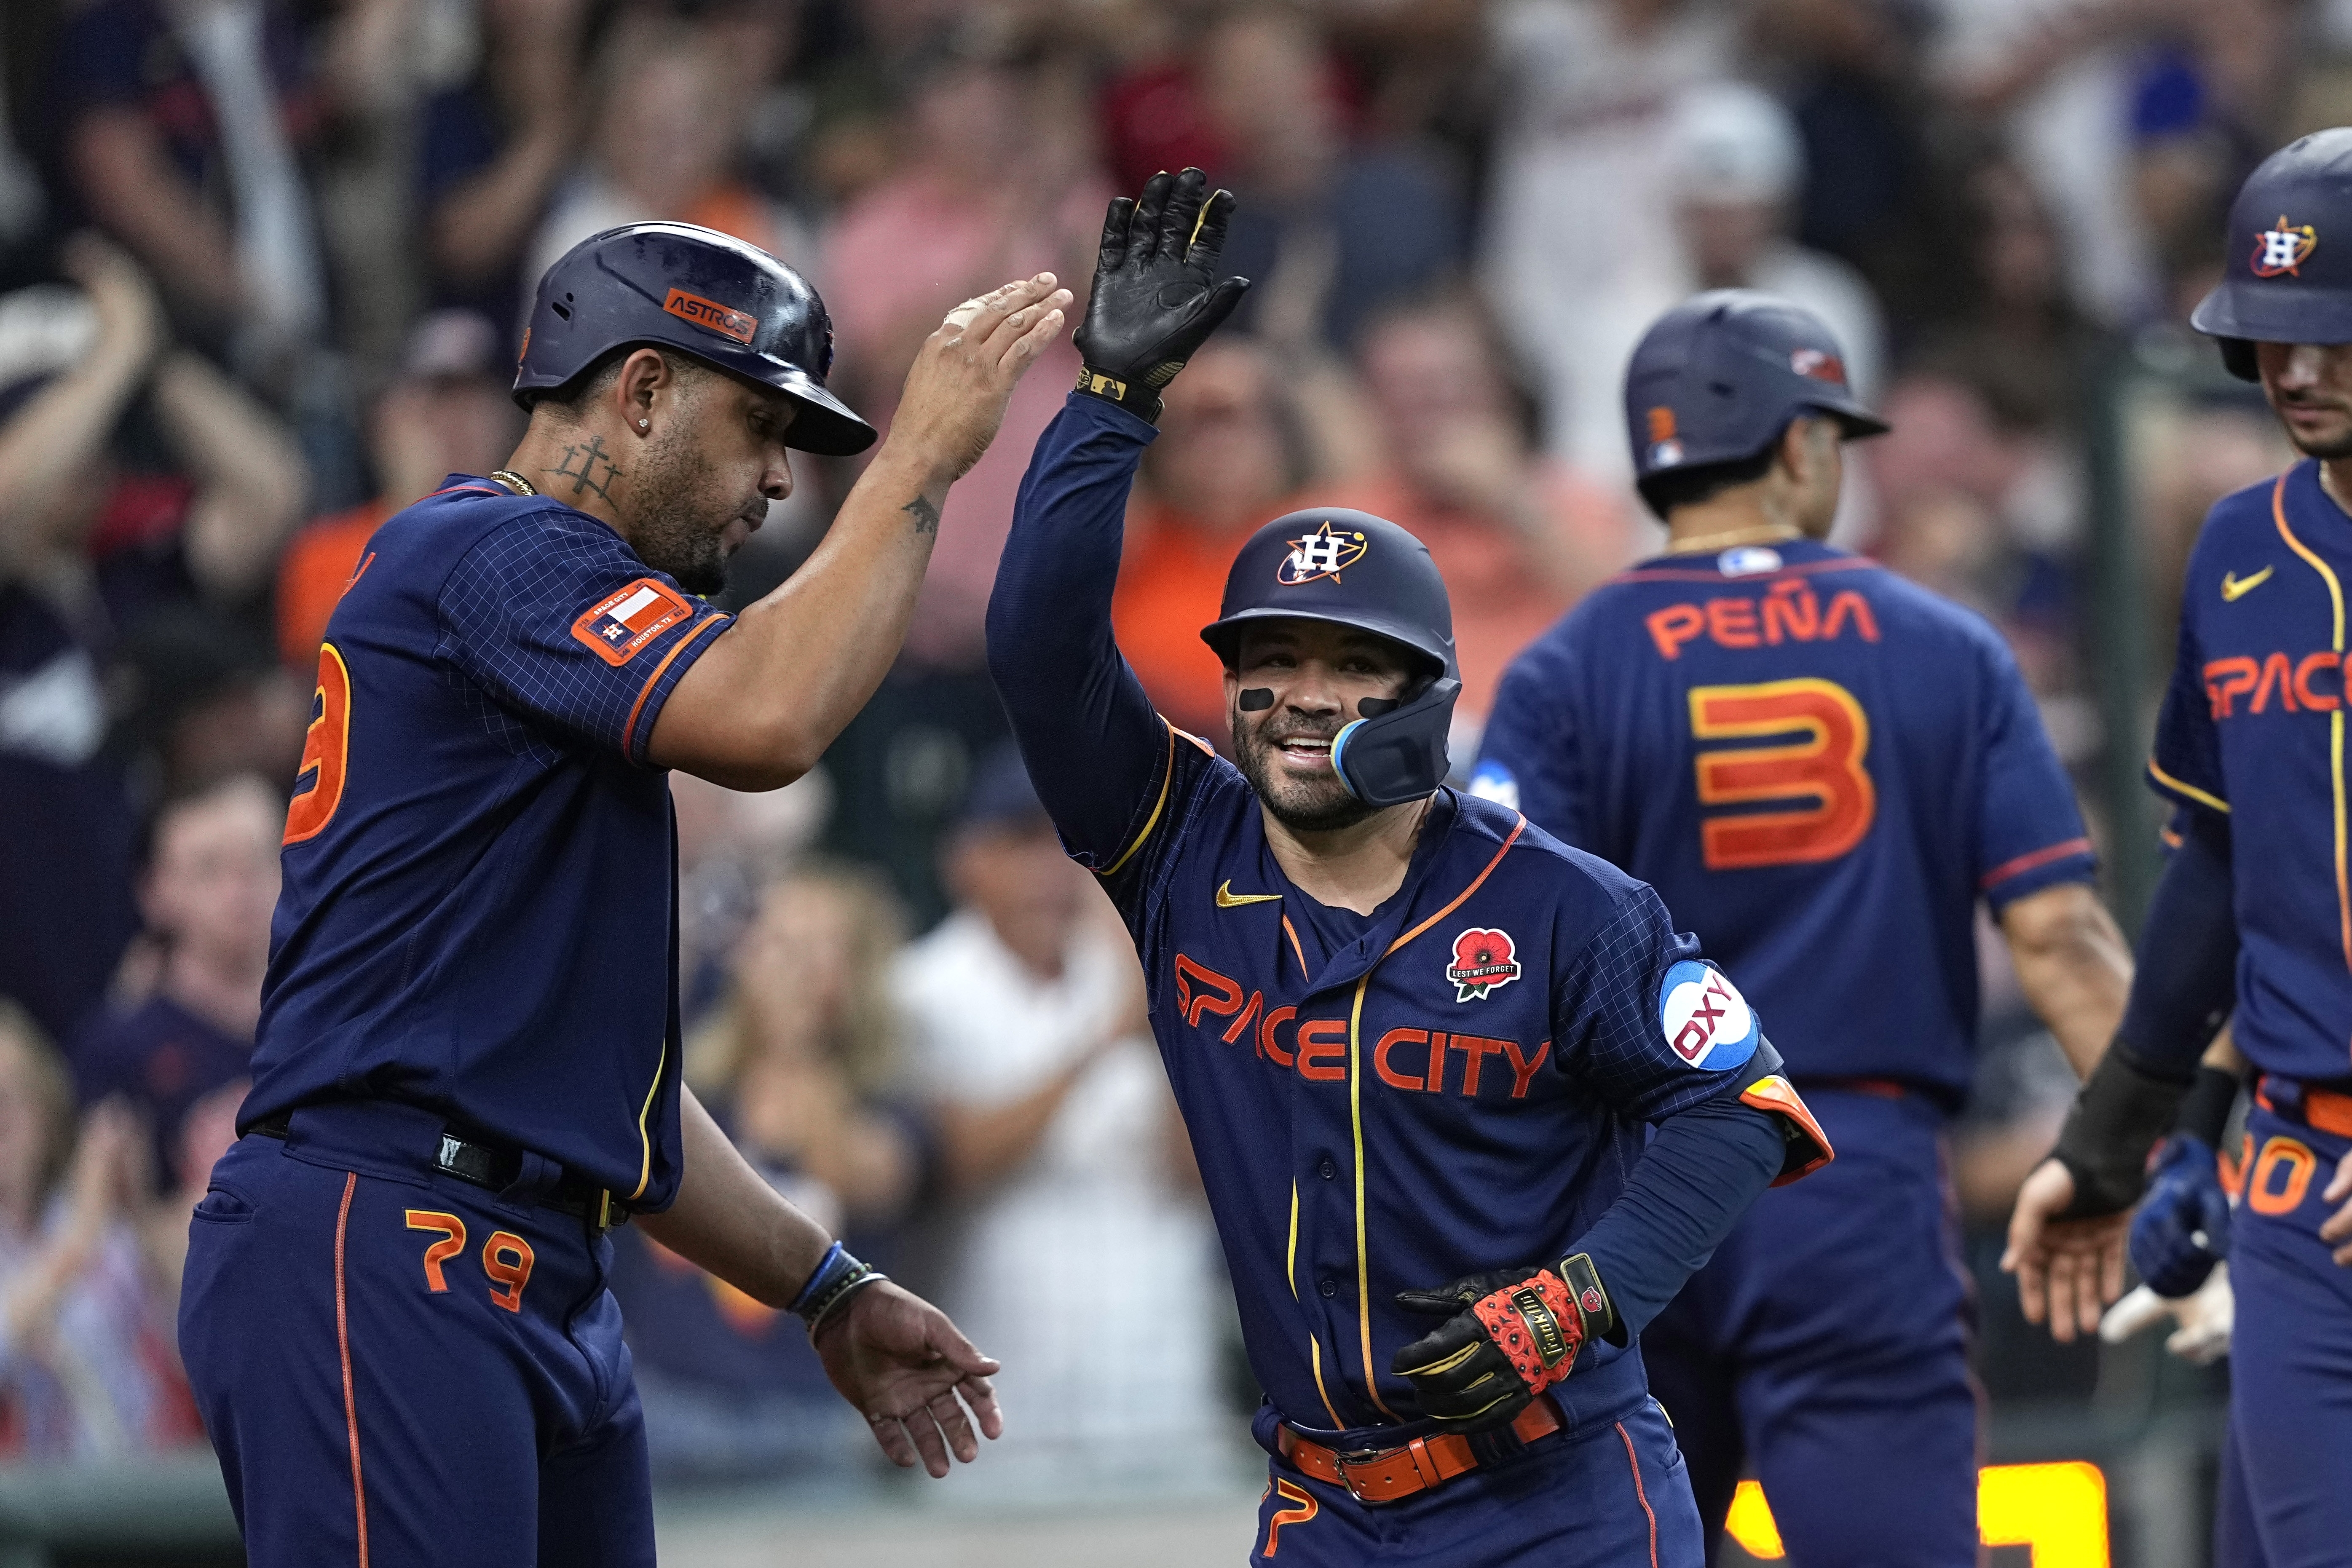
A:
1329 679 1460 808
2220 337 2260 381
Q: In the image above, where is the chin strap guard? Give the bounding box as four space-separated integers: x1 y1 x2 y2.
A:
1330 678 1461 808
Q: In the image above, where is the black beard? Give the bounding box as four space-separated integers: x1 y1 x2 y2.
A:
2286 425 2352 462
627 428 733 595
1232 712 1377 833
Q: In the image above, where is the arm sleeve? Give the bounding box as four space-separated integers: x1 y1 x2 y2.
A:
1549 884 1763 1124
1973 632 2097 910
2113 804 2239 1076
2148 602 2230 819
1572 1093 1785 1341
1476 638 1593 849
986 393 1188 877
435 509 732 764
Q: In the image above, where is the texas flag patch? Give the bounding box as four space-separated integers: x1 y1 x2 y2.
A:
571 578 695 666
1658 961 1760 1071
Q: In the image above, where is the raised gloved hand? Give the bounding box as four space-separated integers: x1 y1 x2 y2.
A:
1390 1255 1617 1432
1073 167 1250 423
2130 1133 2233 1298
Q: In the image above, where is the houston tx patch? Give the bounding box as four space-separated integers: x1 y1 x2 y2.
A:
572 578 695 666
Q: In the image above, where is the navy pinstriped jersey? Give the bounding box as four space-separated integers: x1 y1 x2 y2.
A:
244 478 734 1211
992 395 1800 1439
2152 460 2352 1084
1479 538 2095 1104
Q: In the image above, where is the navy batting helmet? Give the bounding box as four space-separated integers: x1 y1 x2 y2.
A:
1200 508 1460 808
2191 128 2352 381
1624 290 1886 490
513 222 877 456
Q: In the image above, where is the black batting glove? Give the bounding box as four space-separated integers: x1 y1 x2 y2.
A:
1390 1255 1616 1433
1073 167 1250 423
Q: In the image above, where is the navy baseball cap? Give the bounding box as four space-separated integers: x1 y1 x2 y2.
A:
1623 290 1887 482
2192 128 2352 380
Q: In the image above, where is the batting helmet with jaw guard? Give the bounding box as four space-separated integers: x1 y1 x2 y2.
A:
512 222 878 456
2192 128 2352 381
1623 289 1886 496
1200 508 1461 809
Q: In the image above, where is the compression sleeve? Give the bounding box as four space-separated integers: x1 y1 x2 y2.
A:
985 393 1176 865
2115 805 2239 1076
1571 1094 1784 1342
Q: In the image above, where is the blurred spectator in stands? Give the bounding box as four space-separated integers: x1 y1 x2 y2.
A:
1317 292 1640 726
817 23 1104 920
1482 0 1733 479
0 238 301 1046
0 1000 202 1456
1196 5 1466 355
1112 339 1310 739
612 861 924 1482
277 310 519 671
54 0 330 374
1667 82 1886 401
418 0 592 319
0 8 56 297
672 767 833 1028
526 17 812 289
1747 0 1951 332
72 775 277 1193
895 747 1225 1486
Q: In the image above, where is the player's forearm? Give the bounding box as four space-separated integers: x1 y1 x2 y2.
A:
2111 810 2239 1077
636 1086 833 1309
985 394 1171 861
1574 1094 1784 1341
2001 882 2134 1080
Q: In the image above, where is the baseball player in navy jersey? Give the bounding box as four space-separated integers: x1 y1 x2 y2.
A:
1474 292 2135 1568
177 223 1073 1566
2007 127 2352 1568
988 168 1834 1568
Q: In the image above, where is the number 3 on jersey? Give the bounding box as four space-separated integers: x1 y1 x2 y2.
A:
284 643 352 845
1687 678 1876 870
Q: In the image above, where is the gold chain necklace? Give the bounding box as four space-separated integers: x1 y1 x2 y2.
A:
490 469 539 496
1665 522 1801 556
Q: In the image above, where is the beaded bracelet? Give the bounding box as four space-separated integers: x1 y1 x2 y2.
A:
792 1242 887 1339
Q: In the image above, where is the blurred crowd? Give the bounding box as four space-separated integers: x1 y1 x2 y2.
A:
0 0 2336 1486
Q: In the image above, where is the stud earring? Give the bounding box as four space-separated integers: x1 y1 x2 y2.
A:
638 418 649 430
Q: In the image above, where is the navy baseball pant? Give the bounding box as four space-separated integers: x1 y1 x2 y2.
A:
179 1100 655 1568
1641 1087 1979 1568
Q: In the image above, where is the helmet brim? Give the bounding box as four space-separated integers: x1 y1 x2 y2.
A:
1199 605 1453 679
514 340 879 457
2191 278 2352 348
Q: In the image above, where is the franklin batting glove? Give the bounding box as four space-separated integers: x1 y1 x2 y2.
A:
1073 167 1250 423
1390 1254 1617 1432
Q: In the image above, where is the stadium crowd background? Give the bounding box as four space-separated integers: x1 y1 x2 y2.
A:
0 0 2325 1544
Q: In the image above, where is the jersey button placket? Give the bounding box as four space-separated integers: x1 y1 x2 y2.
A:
1318 1156 1337 1180
1319 1277 1338 1298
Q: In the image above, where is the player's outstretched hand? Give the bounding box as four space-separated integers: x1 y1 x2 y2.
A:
891 273 1074 486
2100 1262 2234 1365
812 1279 1003 1478
2002 1157 2129 1342
1391 1265 1596 1433
1072 167 1250 421
2316 1147 2352 1266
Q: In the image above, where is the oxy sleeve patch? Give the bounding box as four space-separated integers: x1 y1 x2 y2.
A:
571 578 696 665
1657 960 1759 1071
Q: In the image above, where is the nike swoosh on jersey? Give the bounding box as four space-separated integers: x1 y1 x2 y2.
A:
1215 880 1282 908
2222 566 2275 601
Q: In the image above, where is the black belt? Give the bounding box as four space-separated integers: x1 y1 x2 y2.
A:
252 1108 630 1227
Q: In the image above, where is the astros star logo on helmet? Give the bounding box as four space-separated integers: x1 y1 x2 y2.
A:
1277 522 1370 585
2253 215 2319 278
1447 928 1522 1002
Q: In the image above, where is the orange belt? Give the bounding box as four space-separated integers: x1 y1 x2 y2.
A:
2258 1077 2352 1139
1277 1395 1564 1504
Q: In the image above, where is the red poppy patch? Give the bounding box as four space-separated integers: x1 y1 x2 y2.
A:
1447 928 1522 1003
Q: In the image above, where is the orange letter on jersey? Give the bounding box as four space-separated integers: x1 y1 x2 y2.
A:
1689 678 1876 870
284 644 352 845
1646 604 1706 660
483 1231 535 1313
405 1211 466 1292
